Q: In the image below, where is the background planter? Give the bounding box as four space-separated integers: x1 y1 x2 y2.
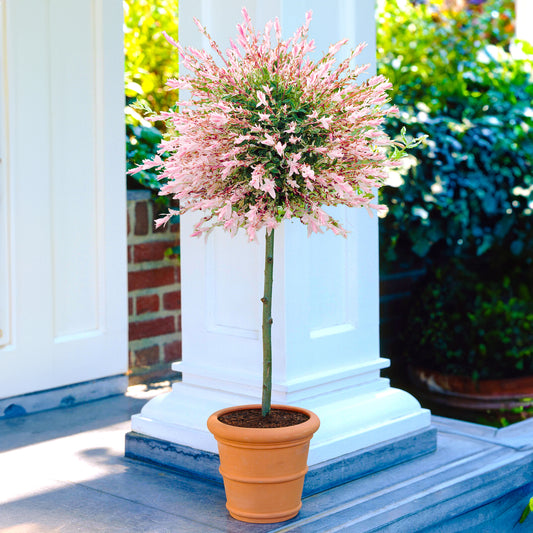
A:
207 404 320 524
409 367 533 422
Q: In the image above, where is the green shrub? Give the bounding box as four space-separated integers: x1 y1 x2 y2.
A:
377 1 533 383
124 0 179 193
404 259 533 379
377 0 515 116
125 111 163 190
124 0 179 114
377 0 533 270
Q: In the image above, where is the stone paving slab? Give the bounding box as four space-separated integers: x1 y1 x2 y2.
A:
1 388 532 532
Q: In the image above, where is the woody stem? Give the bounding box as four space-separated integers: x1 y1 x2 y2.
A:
261 229 274 417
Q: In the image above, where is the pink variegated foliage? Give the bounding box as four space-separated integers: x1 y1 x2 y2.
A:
130 8 409 240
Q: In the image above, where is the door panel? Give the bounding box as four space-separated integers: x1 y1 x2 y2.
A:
0 0 11 350
0 0 127 399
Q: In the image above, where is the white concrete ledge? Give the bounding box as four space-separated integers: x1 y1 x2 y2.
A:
0 374 127 419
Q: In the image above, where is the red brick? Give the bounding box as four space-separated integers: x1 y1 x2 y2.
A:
128 297 133 316
135 201 149 235
164 340 182 362
128 267 177 291
129 317 176 341
128 245 133 264
163 291 180 311
134 345 160 366
136 294 159 315
169 223 180 233
134 241 176 263
127 211 131 236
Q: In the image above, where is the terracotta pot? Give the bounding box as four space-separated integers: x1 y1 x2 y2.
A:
409 367 533 411
207 404 320 524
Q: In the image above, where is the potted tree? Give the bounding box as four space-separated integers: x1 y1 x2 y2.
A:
131 8 417 523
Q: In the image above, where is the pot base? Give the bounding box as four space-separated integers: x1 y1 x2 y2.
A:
228 502 301 523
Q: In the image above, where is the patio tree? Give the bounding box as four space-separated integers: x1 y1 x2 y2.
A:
131 8 420 416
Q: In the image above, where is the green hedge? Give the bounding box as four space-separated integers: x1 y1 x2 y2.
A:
404 259 533 379
124 0 179 114
377 0 532 269
377 0 533 380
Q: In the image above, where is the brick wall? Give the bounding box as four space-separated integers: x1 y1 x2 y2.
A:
127 190 181 384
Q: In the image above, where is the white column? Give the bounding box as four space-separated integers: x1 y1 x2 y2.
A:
131 0 431 466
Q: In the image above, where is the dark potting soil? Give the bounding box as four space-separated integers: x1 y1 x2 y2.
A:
219 408 310 428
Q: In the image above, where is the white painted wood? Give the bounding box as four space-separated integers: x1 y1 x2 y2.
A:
50 0 101 339
0 0 11 350
0 0 127 400
132 0 431 465
516 0 533 44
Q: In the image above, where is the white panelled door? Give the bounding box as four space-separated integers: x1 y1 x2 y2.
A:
0 1 9 351
0 0 127 400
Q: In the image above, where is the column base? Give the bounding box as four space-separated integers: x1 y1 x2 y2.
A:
129 377 434 464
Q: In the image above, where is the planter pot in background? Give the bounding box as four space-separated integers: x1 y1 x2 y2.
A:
409 367 533 413
207 404 320 524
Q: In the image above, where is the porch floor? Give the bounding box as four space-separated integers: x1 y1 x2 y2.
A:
1 385 532 533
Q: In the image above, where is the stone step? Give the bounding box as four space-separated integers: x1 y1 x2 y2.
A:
268 417 533 532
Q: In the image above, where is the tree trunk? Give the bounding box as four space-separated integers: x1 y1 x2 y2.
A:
261 229 274 416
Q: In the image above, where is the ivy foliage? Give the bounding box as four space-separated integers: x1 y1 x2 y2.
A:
377 0 533 269
125 112 163 191
404 258 533 379
377 1 533 380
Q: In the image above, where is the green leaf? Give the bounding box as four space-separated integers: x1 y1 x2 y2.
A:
510 240 524 256
164 245 180 258
140 127 163 144
476 234 493 256
411 238 432 257
519 497 533 524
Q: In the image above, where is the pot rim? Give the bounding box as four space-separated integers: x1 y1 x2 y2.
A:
409 366 533 397
207 404 320 444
